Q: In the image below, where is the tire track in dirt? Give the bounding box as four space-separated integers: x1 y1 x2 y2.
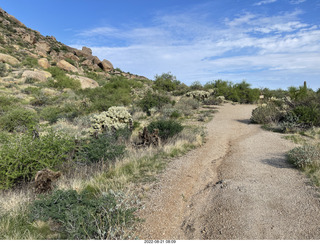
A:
137 103 320 240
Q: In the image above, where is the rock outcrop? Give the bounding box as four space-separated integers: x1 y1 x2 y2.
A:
0 6 149 88
99 59 114 72
22 70 52 82
57 59 78 73
38 58 50 69
0 53 20 65
67 74 99 89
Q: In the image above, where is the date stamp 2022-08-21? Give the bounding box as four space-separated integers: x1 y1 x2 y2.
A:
144 240 177 244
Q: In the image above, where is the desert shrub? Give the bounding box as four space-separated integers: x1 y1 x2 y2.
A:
65 58 76 66
160 104 181 119
250 104 282 124
0 107 39 132
21 57 38 68
0 95 19 112
47 67 81 90
292 105 320 127
0 130 75 189
189 81 203 90
78 76 138 112
175 97 200 116
138 91 172 116
287 144 320 168
30 91 51 106
89 106 132 134
153 72 179 92
40 101 87 124
0 63 7 77
22 86 42 95
170 110 181 119
203 97 223 105
279 111 300 132
24 77 39 84
28 189 137 239
147 120 183 141
75 132 127 164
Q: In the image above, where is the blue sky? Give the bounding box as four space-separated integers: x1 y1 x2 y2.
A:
1 0 320 89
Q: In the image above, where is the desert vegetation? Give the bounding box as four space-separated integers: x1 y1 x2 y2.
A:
0 66 223 239
1 7 320 239
250 82 320 187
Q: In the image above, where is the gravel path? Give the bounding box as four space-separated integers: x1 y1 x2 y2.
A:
137 103 320 240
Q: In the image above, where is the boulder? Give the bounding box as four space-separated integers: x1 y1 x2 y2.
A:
64 52 80 62
7 14 25 27
57 59 78 73
73 49 86 57
67 74 99 89
82 46 92 56
81 59 93 68
98 59 113 72
38 58 50 69
0 53 20 65
22 33 36 44
22 70 52 82
35 41 51 53
92 56 101 65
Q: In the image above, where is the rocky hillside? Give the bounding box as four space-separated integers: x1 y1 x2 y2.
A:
0 7 147 88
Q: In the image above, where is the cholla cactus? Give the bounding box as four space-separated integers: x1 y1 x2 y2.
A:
186 90 211 101
90 106 132 134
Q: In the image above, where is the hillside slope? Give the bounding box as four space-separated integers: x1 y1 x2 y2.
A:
0 7 146 85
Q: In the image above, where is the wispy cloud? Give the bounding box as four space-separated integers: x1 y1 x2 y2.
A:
71 4 320 89
254 0 277 6
290 0 307 4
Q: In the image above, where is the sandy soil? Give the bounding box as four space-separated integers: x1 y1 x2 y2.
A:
136 103 320 240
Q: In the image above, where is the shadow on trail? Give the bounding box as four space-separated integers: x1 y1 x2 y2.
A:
236 119 251 124
261 153 295 169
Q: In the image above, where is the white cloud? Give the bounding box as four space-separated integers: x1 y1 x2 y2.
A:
71 7 320 90
289 0 307 4
254 0 277 6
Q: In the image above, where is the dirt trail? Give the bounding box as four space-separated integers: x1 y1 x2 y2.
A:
137 104 320 240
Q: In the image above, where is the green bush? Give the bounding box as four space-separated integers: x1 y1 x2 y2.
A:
147 120 183 141
21 57 38 68
0 63 7 77
0 95 19 113
0 130 75 189
78 76 139 112
279 111 300 132
75 132 126 164
153 72 179 92
293 105 320 127
28 189 137 239
138 91 172 116
250 104 282 124
47 67 81 90
0 107 39 132
287 144 320 168
65 58 76 66
40 102 87 123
